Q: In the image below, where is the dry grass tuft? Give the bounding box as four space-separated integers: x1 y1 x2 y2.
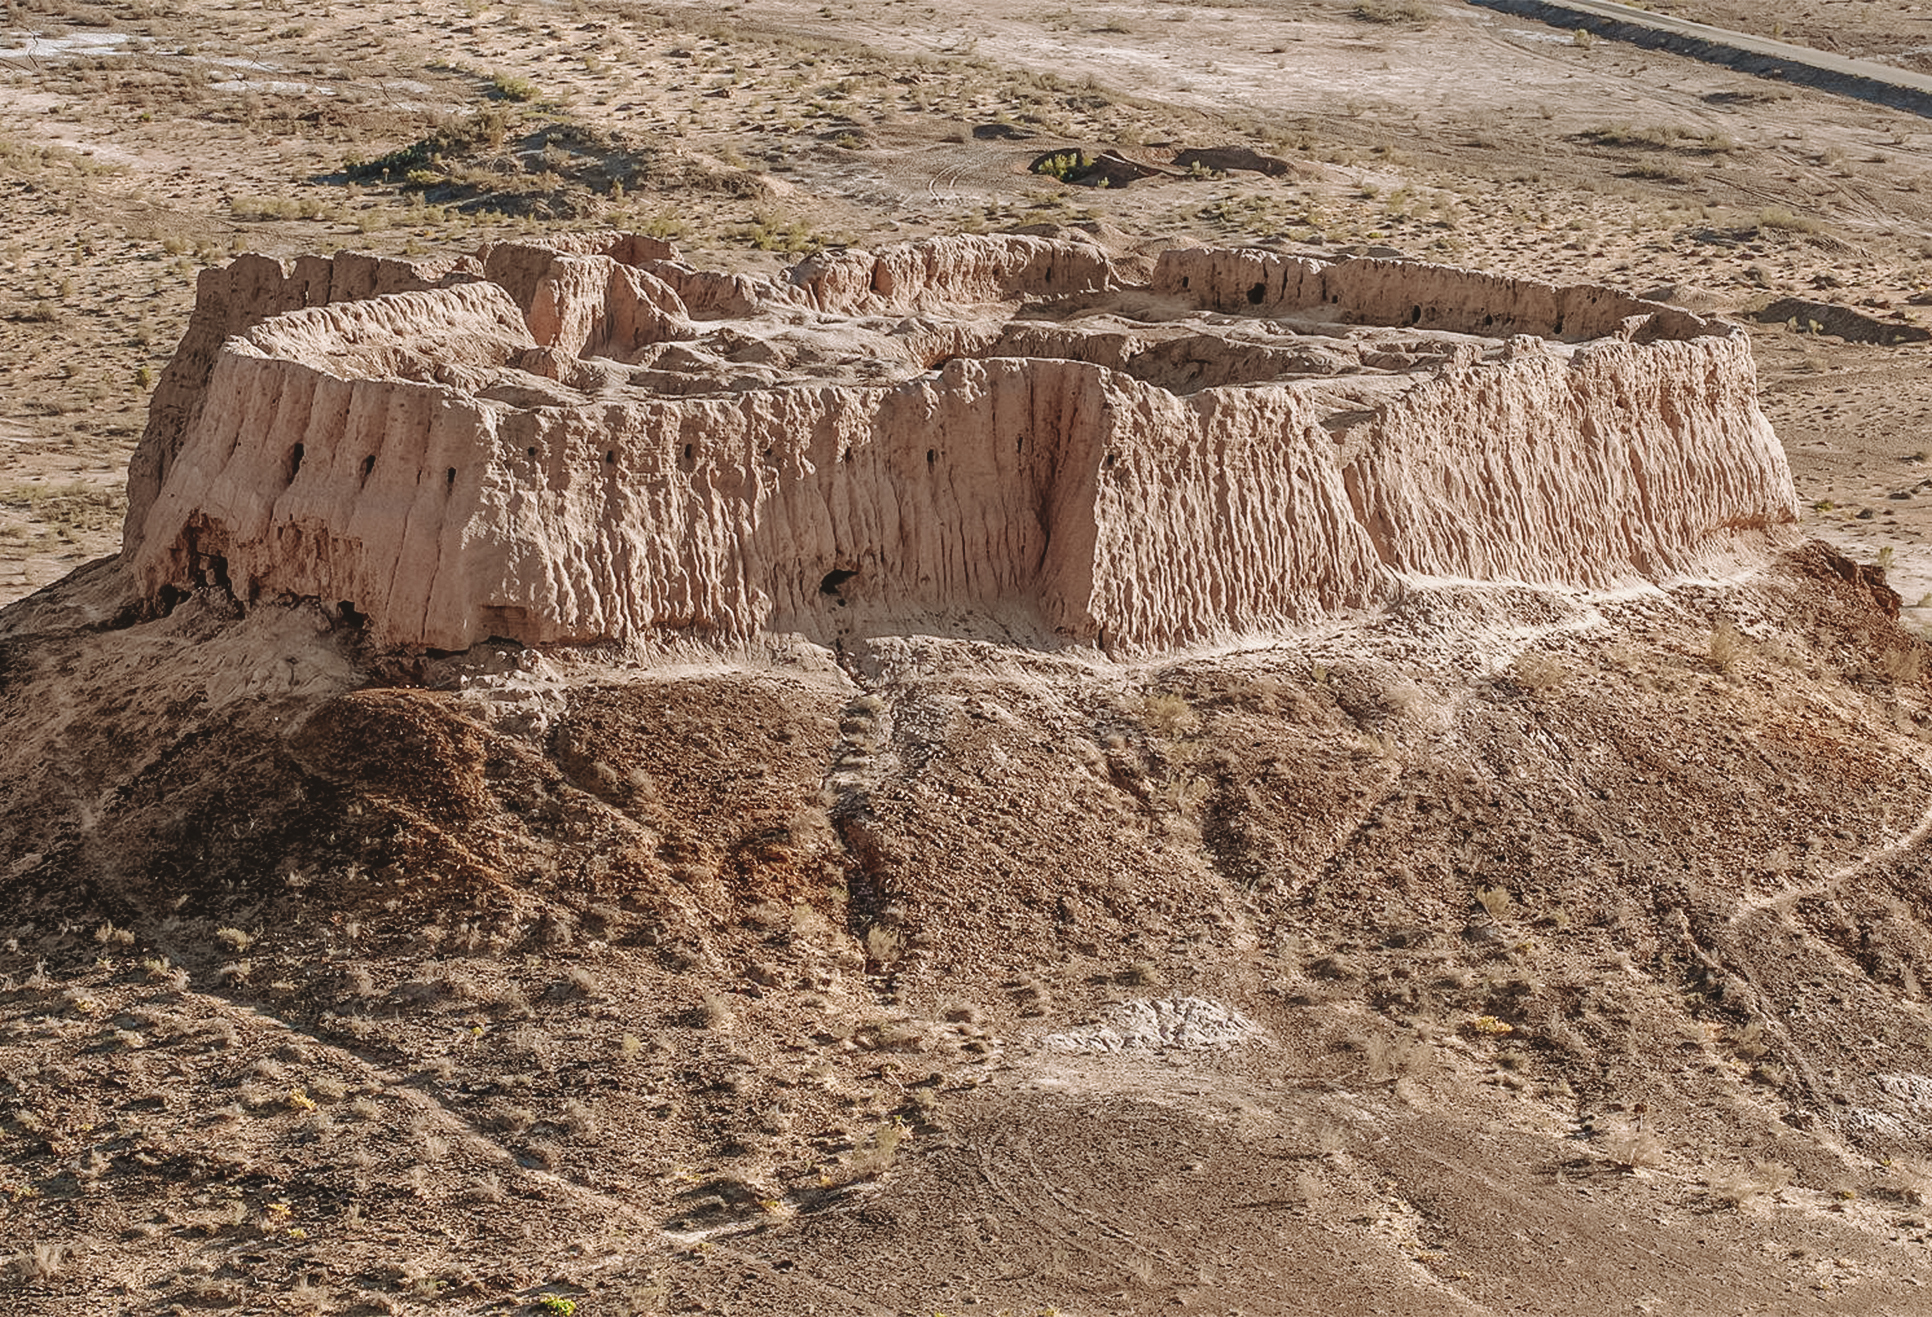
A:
1758 206 1828 236
1599 1122 1664 1171
1708 620 1746 673
10 1242 68 1279
1509 651 1569 694
1710 1160 1792 1207
1881 645 1926 686
1140 692 1198 737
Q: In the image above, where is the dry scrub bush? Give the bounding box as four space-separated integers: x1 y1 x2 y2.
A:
1474 886 1513 920
846 1121 906 1177
1599 1122 1664 1171
1351 0 1433 23
1140 692 1197 737
1710 1160 1792 1207
9 1242 66 1280
863 925 904 967
1708 620 1746 672
1363 1030 1417 1083
1729 1020 1769 1063
1509 651 1569 694
1876 1159 1932 1205
1759 206 1827 236
1881 645 1925 686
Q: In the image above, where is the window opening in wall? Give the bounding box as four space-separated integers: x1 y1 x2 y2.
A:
819 568 858 604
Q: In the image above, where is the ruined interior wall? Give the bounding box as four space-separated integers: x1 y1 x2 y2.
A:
790 234 1121 314
1152 247 1712 342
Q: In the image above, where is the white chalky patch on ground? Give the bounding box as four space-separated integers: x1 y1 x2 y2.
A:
1843 1107 1912 1138
1043 998 1265 1053
1878 1073 1932 1108
0 33 138 59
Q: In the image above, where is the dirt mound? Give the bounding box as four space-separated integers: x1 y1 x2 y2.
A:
345 114 769 219
120 232 1796 653
1171 144 1310 178
1750 295 1932 345
6 531 1932 1314
1030 143 1314 188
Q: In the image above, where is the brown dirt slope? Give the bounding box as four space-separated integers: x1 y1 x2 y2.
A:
4 536 1932 1313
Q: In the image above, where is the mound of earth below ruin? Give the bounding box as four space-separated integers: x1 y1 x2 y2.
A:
3 527 1932 1313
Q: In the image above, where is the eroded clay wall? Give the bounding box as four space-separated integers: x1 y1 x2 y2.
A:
121 235 1801 655
126 250 460 539
1152 247 1710 342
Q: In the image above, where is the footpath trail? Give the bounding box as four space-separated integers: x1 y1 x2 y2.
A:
1470 0 1932 118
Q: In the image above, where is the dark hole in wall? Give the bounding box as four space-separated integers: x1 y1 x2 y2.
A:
1409 304 1422 326
287 443 304 482
819 568 859 602
605 450 616 465
359 455 375 483
337 600 368 629
1247 282 1266 306
445 467 457 488
526 446 538 459
926 449 936 466
198 554 231 593
682 443 694 465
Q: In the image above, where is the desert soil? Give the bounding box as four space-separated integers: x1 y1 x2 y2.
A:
8 1 1932 1314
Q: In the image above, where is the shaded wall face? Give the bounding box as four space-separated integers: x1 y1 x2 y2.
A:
123 251 449 546
463 358 1107 651
131 348 504 646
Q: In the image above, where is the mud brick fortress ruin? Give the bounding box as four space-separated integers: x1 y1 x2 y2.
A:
121 232 1800 653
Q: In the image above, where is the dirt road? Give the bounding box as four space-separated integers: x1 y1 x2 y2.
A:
1474 0 1932 115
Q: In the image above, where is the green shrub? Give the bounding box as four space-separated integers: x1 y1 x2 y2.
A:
489 73 540 102
1031 150 1092 182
